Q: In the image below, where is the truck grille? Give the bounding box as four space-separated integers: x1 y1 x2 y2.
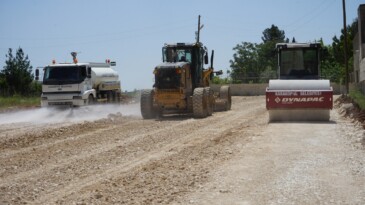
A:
48 102 73 106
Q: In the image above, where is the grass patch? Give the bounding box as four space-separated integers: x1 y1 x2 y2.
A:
0 96 40 110
349 88 365 110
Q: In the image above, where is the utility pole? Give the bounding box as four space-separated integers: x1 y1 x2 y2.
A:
197 15 200 43
342 0 349 95
196 15 204 44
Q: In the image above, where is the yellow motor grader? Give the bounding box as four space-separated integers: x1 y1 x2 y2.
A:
140 17 231 119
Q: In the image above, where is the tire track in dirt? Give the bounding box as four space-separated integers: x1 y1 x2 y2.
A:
68 106 266 204
0 97 266 204
0 115 204 202
33 97 266 204
0 116 146 158
22 109 249 204
0 117 183 182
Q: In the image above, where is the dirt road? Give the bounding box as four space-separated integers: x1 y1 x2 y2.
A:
0 96 364 204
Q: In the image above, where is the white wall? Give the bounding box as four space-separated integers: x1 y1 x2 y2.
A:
211 83 342 96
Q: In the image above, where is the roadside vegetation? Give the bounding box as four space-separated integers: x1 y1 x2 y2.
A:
0 48 41 111
349 88 365 110
0 95 40 111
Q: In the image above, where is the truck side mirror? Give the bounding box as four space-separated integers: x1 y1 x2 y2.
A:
204 53 209 64
87 67 92 78
35 69 39 81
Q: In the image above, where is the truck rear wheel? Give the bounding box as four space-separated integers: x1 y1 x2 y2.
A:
106 91 113 103
140 89 156 119
115 91 121 103
193 87 208 118
220 85 231 110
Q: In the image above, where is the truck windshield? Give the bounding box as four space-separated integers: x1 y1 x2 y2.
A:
280 48 319 79
43 65 87 85
163 47 192 63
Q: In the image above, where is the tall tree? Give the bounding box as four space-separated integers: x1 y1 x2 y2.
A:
229 24 286 83
319 39 343 83
229 42 259 83
261 24 285 43
328 18 358 83
1 48 34 96
259 24 286 76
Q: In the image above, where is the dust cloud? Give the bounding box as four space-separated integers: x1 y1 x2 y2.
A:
0 103 141 125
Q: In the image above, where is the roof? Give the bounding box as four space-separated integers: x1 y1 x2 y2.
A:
276 43 321 49
164 42 203 48
48 62 111 68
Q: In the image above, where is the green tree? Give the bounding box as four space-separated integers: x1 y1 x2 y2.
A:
320 42 343 83
1 48 34 96
211 76 231 84
321 19 358 84
259 25 286 75
0 73 7 96
261 24 286 43
229 24 285 83
229 42 259 83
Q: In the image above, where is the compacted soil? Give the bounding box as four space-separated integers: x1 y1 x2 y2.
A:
0 96 364 204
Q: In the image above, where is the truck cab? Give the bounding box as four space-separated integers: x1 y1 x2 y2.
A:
41 63 94 106
38 58 121 107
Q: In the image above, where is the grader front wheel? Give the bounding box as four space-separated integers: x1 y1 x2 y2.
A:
193 87 208 118
140 89 157 119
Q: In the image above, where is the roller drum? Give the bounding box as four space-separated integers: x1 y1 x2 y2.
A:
268 80 331 91
266 79 333 122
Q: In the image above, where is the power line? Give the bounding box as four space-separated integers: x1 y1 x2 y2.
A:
286 0 336 33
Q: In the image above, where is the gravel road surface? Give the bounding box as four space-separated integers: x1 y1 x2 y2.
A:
0 96 364 204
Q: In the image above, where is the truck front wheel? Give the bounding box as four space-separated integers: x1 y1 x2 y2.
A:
87 95 95 105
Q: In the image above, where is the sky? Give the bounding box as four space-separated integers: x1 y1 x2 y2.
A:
0 0 363 91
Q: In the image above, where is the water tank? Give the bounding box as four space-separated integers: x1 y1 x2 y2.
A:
91 67 119 88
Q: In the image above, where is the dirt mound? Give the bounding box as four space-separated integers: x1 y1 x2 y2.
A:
335 95 365 147
336 95 365 125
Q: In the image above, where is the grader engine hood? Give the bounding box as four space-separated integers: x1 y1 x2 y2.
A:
154 62 188 89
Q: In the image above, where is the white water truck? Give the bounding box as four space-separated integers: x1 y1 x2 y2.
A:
36 52 121 107
266 43 333 121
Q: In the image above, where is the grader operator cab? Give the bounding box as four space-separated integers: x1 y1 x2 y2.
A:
140 17 231 119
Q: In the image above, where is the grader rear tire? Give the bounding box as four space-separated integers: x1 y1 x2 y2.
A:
193 87 208 118
204 87 214 116
140 89 156 119
214 99 228 111
220 85 232 110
